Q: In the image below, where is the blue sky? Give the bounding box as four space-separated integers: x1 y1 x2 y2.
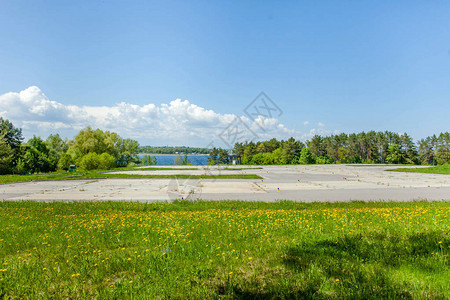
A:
0 1 449 146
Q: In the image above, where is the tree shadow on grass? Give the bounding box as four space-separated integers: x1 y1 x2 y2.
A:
216 232 447 299
281 231 448 299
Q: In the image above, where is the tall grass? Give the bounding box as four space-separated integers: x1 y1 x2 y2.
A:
0 201 448 299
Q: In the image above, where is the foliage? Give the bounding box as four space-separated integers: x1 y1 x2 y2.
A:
208 148 230 165
297 148 315 164
98 153 116 170
57 153 74 170
386 144 402 164
79 153 100 170
0 118 24 173
0 136 14 175
226 131 449 166
1 117 449 174
174 154 182 165
78 152 118 170
0 117 23 149
15 137 56 174
138 155 157 166
181 154 189 165
68 127 139 166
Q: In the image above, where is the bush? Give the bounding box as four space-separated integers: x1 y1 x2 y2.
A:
315 156 333 164
79 153 100 170
98 153 116 170
250 153 274 165
58 153 74 170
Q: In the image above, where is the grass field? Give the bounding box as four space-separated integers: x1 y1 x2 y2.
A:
131 167 199 171
390 164 450 175
0 171 262 184
0 201 448 299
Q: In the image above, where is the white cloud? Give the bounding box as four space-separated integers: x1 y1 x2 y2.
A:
318 122 325 127
1 86 318 146
303 121 309 125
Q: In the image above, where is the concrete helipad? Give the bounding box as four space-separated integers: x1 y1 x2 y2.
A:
1 165 449 202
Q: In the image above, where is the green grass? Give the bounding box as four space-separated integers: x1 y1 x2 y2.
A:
0 171 262 184
133 167 199 171
347 164 414 167
222 167 263 170
389 164 450 175
85 173 262 180
0 200 448 299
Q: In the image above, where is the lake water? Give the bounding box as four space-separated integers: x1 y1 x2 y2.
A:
138 154 209 165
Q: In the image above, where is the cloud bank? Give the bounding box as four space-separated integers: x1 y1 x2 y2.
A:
0 86 331 146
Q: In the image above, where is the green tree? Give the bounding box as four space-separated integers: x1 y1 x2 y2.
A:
298 148 315 164
208 148 219 165
242 142 256 164
217 148 229 165
0 118 24 172
174 154 182 165
418 136 436 165
69 127 139 167
435 132 450 165
307 135 326 158
16 136 55 173
272 148 284 164
0 135 14 174
250 153 274 165
0 117 23 149
58 153 74 170
232 142 245 164
182 154 189 165
281 137 303 164
386 144 402 164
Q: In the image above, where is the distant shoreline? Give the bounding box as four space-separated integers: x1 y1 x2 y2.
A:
138 153 209 156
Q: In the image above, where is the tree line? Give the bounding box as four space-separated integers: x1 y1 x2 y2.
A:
0 118 140 174
2 117 448 174
208 131 449 165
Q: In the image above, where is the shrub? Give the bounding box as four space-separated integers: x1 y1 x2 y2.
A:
98 153 116 170
79 153 100 170
58 153 74 170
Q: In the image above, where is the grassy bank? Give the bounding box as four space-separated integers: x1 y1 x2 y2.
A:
129 167 199 171
0 201 448 299
0 171 262 184
390 164 450 175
